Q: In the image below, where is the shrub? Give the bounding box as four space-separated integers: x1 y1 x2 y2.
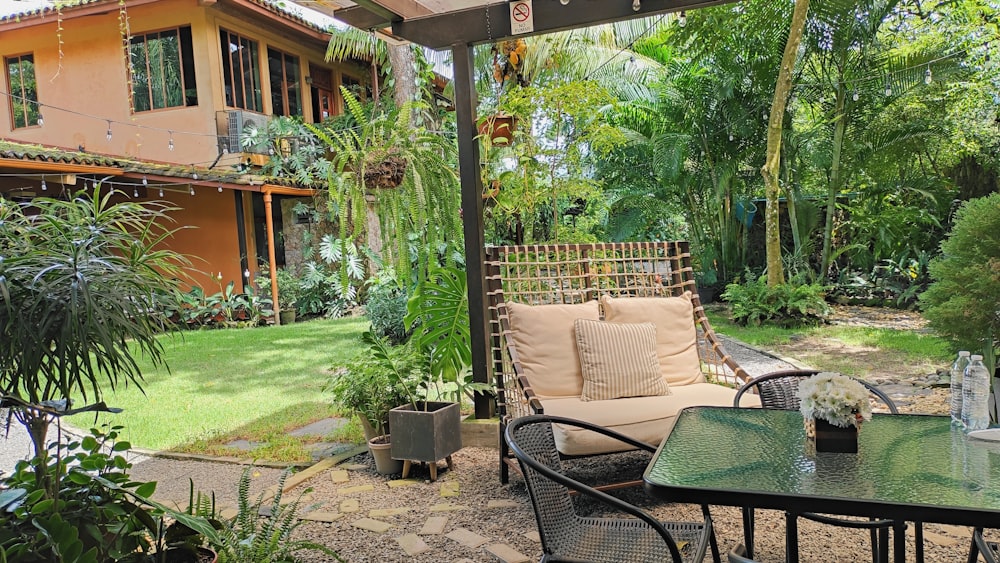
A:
722 274 831 327
366 283 411 344
920 193 1000 371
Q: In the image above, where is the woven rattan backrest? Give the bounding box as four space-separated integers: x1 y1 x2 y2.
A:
740 370 899 413
508 419 579 549
485 242 746 421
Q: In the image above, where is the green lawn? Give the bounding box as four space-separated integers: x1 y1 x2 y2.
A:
69 317 368 459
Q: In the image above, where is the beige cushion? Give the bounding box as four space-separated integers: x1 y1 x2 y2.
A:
506 301 600 399
574 319 668 401
601 292 703 386
539 384 759 456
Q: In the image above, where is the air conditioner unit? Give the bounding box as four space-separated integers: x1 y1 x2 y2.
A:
216 110 270 154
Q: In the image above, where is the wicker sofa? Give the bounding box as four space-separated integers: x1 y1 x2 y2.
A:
485 242 756 482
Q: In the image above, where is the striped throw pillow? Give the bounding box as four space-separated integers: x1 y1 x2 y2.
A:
574 319 669 401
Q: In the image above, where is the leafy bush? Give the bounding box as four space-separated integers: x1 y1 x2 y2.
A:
366 283 411 345
920 193 1000 371
722 274 831 327
166 283 270 329
828 251 932 309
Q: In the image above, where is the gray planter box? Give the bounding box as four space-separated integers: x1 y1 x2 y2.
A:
388 401 462 462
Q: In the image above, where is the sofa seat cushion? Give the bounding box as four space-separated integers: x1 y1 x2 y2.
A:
538 383 759 456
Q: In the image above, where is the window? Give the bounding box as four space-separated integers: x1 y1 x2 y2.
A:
267 48 300 117
6 54 39 128
129 27 198 112
220 29 262 112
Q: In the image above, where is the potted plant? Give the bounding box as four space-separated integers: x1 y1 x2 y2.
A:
327 334 418 475
275 268 301 324
796 372 872 453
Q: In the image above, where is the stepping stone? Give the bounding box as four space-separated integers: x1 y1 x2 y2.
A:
420 516 448 535
453 560 476 563
429 503 469 512
396 533 430 556
446 528 489 548
440 481 460 497
369 507 411 518
280 493 311 506
339 484 374 495
487 499 519 509
288 417 348 437
219 507 238 520
923 530 961 546
351 518 393 533
486 543 531 563
307 442 353 459
342 463 369 471
330 470 350 484
339 499 360 513
387 478 421 489
301 511 343 523
523 531 540 542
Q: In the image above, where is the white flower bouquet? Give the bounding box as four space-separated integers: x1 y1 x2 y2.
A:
797 372 872 428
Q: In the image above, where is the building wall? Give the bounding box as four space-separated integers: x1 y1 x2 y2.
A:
159 185 244 292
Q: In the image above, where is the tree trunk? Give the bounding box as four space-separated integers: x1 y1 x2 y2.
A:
761 0 810 287
820 83 848 278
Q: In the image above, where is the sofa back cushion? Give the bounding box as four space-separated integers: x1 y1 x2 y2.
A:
574 319 669 401
600 292 704 386
506 301 600 399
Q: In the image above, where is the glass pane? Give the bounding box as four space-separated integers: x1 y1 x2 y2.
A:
268 47 285 116
8 55 38 128
159 30 182 108
285 53 300 116
179 27 197 106
149 32 166 109
129 38 151 112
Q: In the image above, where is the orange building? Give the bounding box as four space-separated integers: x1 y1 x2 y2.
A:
0 0 369 293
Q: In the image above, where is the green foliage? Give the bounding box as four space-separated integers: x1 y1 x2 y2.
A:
212 468 337 563
165 283 270 329
275 268 302 311
366 281 411 345
0 425 212 563
722 274 831 328
405 265 471 383
240 116 331 184
326 333 419 435
920 193 1000 368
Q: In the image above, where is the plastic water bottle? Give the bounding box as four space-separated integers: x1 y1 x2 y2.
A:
951 351 971 425
962 354 991 432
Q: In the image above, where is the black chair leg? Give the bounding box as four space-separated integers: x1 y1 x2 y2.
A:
877 527 890 563
968 528 983 563
785 512 800 563
893 520 907 563
869 527 880 563
914 521 924 563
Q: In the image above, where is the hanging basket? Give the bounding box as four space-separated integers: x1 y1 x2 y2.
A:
363 154 407 190
478 114 518 146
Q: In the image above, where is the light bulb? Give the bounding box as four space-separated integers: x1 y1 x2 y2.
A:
244 269 250 279
924 66 932 85
192 172 199 180
884 82 892 96
632 0 640 11
218 185 223 192
142 175 148 186
41 179 47 191
728 134 734 142
190 186 195 196
763 111 768 120
36 113 43 126
133 187 139 198
852 91 859 102
559 0 570 5
168 137 175 151
106 124 112 141
158 188 164 197
678 11 687 27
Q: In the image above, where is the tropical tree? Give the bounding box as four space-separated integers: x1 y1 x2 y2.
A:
0 190 187 493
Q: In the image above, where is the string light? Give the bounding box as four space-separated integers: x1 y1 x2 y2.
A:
142 175 148 186
133 187 139 198
559 0 570 4
36 113 43 126
924 66 933 85
106 121 113 141
852 90 859 101
884 80 892 97
678 11 687 27
190 186 195 196
632 0 640 11
218 185 223 192
159 188 164 197
728 133 734 141
193 172 199 180
41 178 47 191
168 132 175 151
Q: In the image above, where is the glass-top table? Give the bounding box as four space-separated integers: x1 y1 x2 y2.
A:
644 406 1000 562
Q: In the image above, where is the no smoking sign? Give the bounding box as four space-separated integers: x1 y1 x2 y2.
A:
509 0 533 35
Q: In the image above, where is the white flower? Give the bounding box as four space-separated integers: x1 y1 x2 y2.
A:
797 372 873 428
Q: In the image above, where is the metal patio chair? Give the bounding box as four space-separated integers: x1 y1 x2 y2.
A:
727 544 759 563
733 369 901 563
970 528 1000 563
505 414 718 563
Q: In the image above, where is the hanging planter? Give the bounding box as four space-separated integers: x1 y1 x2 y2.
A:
478 114 518 146
363 153 407 190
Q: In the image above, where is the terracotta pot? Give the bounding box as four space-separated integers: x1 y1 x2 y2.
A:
477 114 517 146
368 435 404 475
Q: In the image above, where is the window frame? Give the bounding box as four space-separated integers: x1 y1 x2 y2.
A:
128 26 198 113
5 53 39 129
219 28 263 112
267 47 301 117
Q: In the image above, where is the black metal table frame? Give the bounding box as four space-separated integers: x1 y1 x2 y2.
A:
643 407 1000 563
